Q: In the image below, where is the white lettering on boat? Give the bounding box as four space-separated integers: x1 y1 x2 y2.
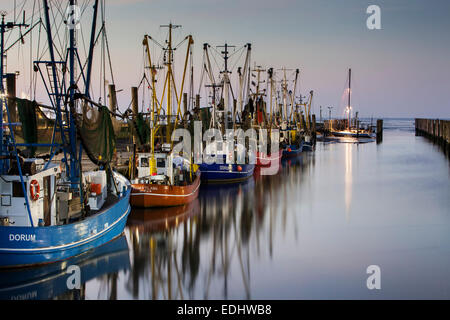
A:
9 234 36 242
11 290 38 300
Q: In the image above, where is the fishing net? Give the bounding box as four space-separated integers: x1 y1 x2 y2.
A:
16 98 38 157
11 98 63 156
79 102 116 164
127 113 150 146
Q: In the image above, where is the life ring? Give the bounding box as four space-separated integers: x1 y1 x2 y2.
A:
30 179 40 201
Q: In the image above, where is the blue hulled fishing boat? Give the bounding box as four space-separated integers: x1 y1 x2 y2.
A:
197 42 255 183
0 0 131 268
282 141 304 158
199 159 255 183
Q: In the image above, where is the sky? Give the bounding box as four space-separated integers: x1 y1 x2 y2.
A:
1 0 450 118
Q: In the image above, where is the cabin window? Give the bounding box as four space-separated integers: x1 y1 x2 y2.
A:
140 157 149 167
12 181 25 198
157 158 165 168
1 195 11 206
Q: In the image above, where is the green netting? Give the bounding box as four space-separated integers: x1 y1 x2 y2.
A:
80 104 116 164
135 113 150 145
127 113 150 146
16 98 38 157
199 108 211 129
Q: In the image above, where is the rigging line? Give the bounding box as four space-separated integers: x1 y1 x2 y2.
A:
75 24 103 93
230 46 245 74
103 23 115 85
33 6 43 100
47 3 65 62
29 0 37 98
148 36 165 50
79 18 88 64
102 0 106 101
197 62 205 95
227 44 244 59
209 48 222 76
5 0 27 44
4 19 41 52
173 36 187 50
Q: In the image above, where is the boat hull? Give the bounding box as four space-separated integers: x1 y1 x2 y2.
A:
330 130 374 138
199 162 255 183
256 149 283 167
282 142 303 158
0 173 131 268
130 171 201 208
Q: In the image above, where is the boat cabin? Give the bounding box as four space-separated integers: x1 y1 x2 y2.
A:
0 159 61 227
135 152 194 186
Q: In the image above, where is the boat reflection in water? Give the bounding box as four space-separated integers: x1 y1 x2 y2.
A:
0 235 130 300
123 154 315 299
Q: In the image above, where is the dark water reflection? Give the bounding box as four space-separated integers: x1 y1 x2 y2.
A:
86 120 449 299
2 120 449 299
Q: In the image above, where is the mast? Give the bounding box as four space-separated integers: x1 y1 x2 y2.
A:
68 0 79 186
143 34 157 174
348 68 351 130
268 68 274 132
291 69 299 124
0 12 28 173
84 0 99 98
0 11 33 225
282 68 287 122
217 43 235 130
160 23 180 143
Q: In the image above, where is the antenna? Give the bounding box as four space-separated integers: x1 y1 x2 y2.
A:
217 43 236 73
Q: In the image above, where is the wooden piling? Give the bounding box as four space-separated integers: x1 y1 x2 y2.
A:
311 114 317 145
376 119 383 144
108 84 117 114
131 86 139 116
183 92 188 116
195 94 200 108
6 73 17 122
415 118 450 155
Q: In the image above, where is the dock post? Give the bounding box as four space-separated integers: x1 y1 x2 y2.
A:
312 114 316 145
376 119 383 144
131 86 139 116
131 86 138 161
195 94 200 108
6 73 17 123
108 84 117 114
183 92 188 116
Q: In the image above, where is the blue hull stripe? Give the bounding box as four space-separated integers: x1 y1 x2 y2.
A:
0 206 130 253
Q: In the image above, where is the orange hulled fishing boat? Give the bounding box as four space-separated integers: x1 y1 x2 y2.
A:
130 153 201 208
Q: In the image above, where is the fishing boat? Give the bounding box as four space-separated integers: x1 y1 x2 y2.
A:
131 151 201 207
270 68 307 159
329 68 374 139
0 1 131 268
197 43 255 183
199 141 255 183
129 24 200 207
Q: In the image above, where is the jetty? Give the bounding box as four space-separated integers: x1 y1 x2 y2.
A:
415 119 450 144
415 119 450 155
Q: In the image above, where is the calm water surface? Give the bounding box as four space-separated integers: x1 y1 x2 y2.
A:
2 119 450 299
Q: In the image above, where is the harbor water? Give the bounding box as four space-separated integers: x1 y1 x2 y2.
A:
2 119 450 299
